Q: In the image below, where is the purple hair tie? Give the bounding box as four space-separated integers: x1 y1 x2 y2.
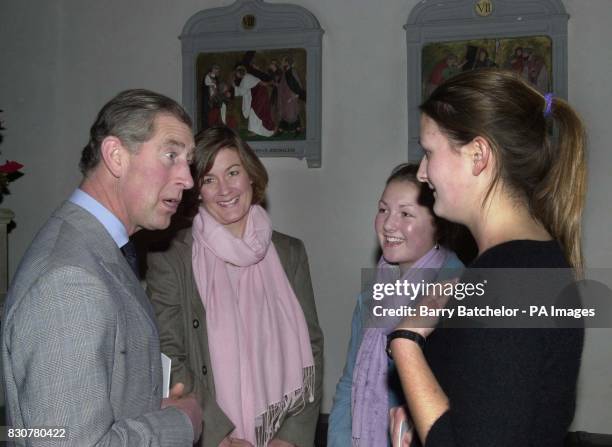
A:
544 92 554 117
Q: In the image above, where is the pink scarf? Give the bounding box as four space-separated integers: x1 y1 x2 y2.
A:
192 205 315 446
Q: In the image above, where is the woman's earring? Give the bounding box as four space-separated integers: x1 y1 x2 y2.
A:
435 242 440 250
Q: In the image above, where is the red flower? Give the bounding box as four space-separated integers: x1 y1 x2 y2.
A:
0 160 23 173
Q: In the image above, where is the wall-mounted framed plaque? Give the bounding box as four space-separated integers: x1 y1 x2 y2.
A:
404 0 569 161
181 0 324 167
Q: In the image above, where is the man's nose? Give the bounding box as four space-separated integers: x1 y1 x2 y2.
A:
177 162 194 189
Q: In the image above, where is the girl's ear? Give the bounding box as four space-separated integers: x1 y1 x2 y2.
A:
470 136 491 176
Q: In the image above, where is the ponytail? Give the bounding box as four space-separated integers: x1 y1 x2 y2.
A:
533 97 587 274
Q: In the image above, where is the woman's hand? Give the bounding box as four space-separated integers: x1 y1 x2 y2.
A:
395 279 457 338
389 406 413 447
389 283 455 445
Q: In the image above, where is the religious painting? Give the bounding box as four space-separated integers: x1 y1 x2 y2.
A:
405 0 568 161
182 0 323 167
422 35 553 99
197 48 307 142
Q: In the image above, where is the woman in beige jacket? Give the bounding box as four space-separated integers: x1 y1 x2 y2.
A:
147 126 323 447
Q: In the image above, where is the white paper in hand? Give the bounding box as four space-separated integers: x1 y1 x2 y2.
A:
397 419 408 447
161 353 172 398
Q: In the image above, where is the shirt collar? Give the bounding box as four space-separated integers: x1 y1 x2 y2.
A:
68 188 129 248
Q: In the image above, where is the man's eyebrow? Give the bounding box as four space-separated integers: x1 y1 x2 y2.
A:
164 138 186 148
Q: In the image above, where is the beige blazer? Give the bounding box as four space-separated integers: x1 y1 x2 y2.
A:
146 228 323 447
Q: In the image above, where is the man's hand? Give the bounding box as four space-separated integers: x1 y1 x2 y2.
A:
162 382 203 442
389 405 413 447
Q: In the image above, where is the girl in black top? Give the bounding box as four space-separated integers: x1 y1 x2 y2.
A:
389 69 587 447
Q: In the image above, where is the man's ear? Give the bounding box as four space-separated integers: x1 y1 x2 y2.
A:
100 136 127 178
470 136 492 176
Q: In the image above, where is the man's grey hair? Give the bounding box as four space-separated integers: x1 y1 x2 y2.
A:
79 89 192 175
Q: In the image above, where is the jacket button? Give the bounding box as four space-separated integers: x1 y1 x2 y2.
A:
201 365 208 375
193 319 200 328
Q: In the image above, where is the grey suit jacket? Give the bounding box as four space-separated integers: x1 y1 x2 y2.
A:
146 228 323 447
1 201 193 446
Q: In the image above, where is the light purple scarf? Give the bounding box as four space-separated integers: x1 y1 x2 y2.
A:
351 246 451 446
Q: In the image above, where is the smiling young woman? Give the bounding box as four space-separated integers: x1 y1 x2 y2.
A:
375 180 438 275
328 163 464 447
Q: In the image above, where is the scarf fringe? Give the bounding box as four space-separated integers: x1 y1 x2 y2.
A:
352 438 360 447
254 366 315 447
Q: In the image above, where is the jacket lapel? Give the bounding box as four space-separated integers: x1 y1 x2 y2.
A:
57 201 159 331
102 259 159 331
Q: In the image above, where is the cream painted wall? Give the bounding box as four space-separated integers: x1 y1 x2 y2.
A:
1 0 610 433
565 0 612 433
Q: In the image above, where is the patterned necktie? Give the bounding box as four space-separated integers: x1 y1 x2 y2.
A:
120 240 139 277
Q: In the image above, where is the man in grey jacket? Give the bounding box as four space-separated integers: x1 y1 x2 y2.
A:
2 89 202 446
